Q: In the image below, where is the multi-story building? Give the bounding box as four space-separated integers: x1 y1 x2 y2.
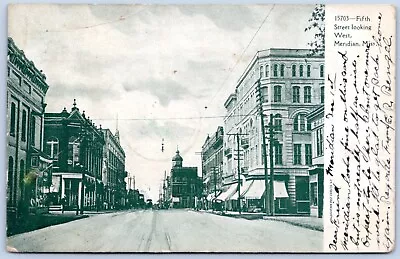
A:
44 100 105 211
101 128 127 209
222 48 324 214
307 105 324 218
167 149 201 208
7 37 52 232
201 126 224 209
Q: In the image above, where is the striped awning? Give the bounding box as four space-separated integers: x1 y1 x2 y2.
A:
215 184 237 201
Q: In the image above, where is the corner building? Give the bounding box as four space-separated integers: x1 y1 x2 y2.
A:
223 49 324 214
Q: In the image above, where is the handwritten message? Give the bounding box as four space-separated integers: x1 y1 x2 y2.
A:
324 5 395 252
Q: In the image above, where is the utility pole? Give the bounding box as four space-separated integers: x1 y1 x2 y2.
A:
256 79 270 215
227 132 248 215
210 166 218 211
267 113 276 216
195 151 204 210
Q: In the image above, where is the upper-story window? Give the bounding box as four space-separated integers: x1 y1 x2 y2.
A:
280 64 285 77
304 86 312 103
10 102 16 137
273 64 278 77
321 86 325 103
292 86 300 103
21 110 27 142
273 85 282 102
68 136 80 167
275 143 283 165
299 64 304 77
274 114 282 131
307 64 311 77
292 64 296 77
265 65 269 77
46 137 60 161
294 113 311 132
320 64 324 78
293 144 302 165
316 128 324 156
260 65 264 78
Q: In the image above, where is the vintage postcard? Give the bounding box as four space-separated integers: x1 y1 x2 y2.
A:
5 3 395 253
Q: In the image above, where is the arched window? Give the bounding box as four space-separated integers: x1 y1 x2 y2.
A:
273 64 278 77
304 86 312 103
320 64 324 77
307 64 311 77
274 114 282 131
292 86 300 103
294 113 311 132
265 65 269 77
7 157 14 206
292 64 296 77
280 64 285 77
10 102 16 136
273 85 282 102
299 64 304 77
259 65 264 78
21 110 27 142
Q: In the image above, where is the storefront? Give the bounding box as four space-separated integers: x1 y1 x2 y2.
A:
309 166 323 218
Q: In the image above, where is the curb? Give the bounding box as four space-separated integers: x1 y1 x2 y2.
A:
263 217 324 232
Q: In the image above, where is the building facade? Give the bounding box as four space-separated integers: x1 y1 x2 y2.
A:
167 150 201 208
101 129 127 209
44 100 105 211
307 105 324 218
7 37 52 232
222 49 324 214
201 126 224 209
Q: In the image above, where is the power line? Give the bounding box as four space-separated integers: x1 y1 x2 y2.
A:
207 5 276 108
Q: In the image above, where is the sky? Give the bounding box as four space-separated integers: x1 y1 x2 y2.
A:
8 4 316 201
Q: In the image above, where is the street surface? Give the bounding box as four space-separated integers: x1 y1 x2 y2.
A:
7 209 322 252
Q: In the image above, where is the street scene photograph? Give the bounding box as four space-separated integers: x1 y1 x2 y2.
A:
6 4 325 252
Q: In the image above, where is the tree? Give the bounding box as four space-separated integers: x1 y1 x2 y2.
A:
304 4 325 56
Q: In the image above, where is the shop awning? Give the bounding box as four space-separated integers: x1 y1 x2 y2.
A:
215 184 237 201
229 191 239 200
206 192 220 201
242 180 266 199
274 181 289 199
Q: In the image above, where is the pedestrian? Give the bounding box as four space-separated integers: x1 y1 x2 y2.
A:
61 196 66 214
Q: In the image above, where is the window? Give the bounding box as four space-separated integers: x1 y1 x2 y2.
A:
321 86 325 103
294 144 302 165
307 64 311 77
274 114 282 131
316 128 324 156
46 137 59 161
304 86 312 103
10 102 16 136
274 143 283 165
310 182 318 206
68 136 80 167
299 65 304 77
21 110 27 142
273 85 282 102
280 64 285 77
294 113 309 132
30 116 36 145
305 144 312 165
273 64 278 77
278 198 287 209
7 157 14 206
292 86 300 103
320 65 324 77
19 160 25 189
265 65 269 77
260 65 264 78
292 64 296 77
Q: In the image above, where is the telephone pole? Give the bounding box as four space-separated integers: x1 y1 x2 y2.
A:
227 132 248 215
256 79 270 215
267 114 276 216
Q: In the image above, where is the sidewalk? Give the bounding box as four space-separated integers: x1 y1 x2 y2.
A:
199 209 323 231
7 213 88 237
263 216 323 232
